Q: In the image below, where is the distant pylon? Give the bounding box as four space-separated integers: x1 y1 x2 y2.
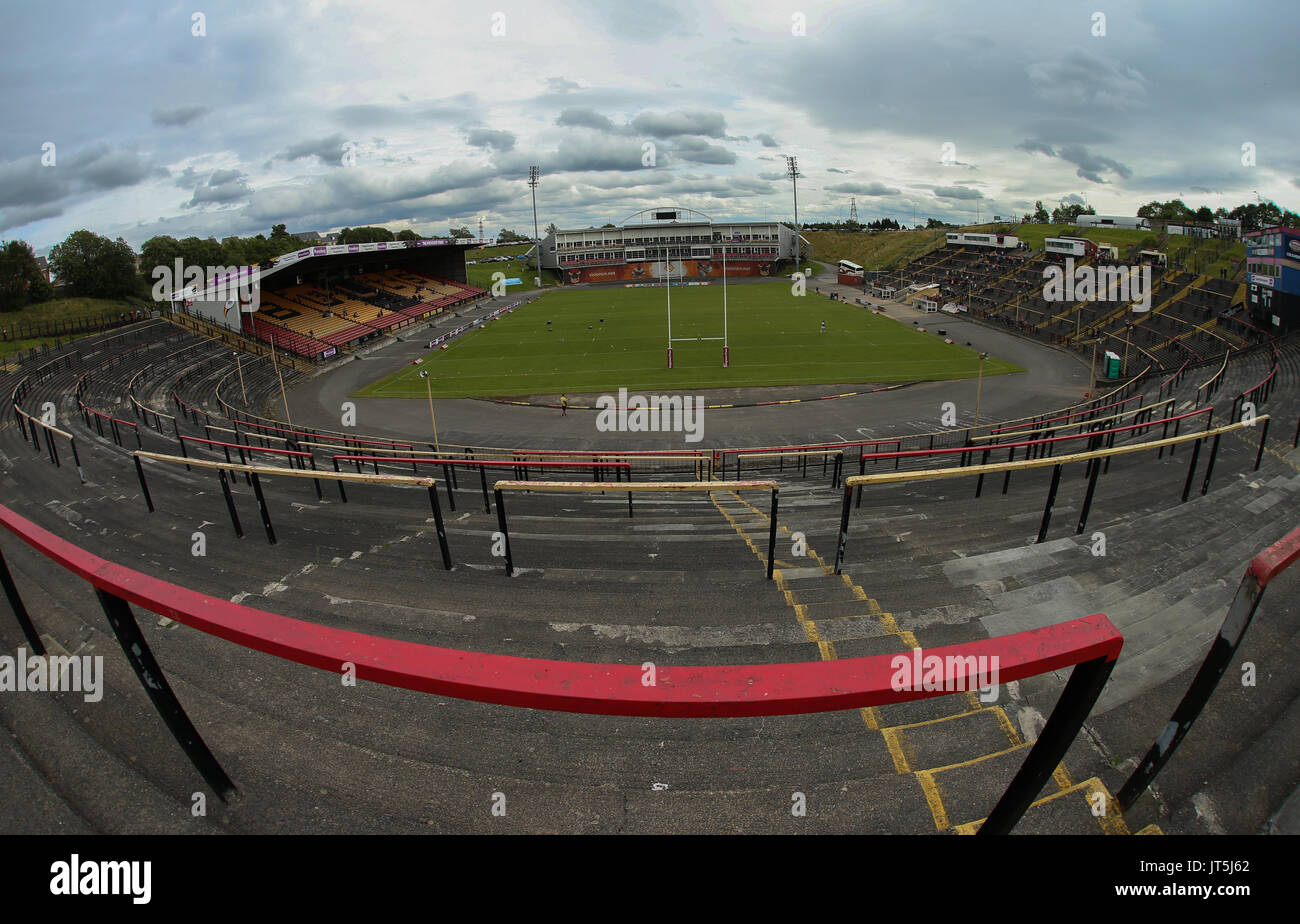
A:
849 197 858 224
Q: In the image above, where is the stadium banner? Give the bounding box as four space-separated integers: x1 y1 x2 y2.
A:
624 281 712 288
563 259 775 285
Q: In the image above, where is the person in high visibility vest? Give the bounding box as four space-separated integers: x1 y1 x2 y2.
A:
560 394 568 416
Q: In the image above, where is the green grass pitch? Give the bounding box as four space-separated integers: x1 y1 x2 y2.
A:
353 282 1024 398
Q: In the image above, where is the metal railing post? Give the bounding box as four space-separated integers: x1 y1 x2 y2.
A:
1180 438 1203 503
1255 417 1270 471
218 469 243 538
249 472 276 544
0 546 46 654
1036 464 1063 543
428 485 452 570
494 489 513 576
979 654 1118 834
766 488 779 580
134 455 155 512
94 587 236 800
834 485 853 575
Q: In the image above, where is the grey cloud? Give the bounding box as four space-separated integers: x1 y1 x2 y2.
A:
0 201 64 235
556 108 618 132
1018 139 1132 184
283 133 349 165
466 128 517 152
151 105 210 128
755 133 779 147
1017 140 1056 156
0 145 157 220
331 96 477 128
1056 145 1132 184
66 144 159 191
182 168 251 208
670 137 736 165
244 159 505 225
933 186 985 200
547 136 648 172
1026 51 1149 110
545 77 582 93
826 181 900 196
0 155 68 209
631 109 726 139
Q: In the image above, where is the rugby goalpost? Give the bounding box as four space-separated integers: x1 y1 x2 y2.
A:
665 245 729 369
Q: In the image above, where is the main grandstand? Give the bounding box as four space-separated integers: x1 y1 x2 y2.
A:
537 206 806 285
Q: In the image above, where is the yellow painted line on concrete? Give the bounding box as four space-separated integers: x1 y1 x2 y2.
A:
914 772 951 831
881 727 913 774
880 705 1000 734
711 485 1098 833
1230 428 1300 474
910 739 1031 778
950 776 1123 835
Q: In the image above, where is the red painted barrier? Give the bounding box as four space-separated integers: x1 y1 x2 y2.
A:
990 393 1141 434
1249 526 1300 588
0 501 1120 718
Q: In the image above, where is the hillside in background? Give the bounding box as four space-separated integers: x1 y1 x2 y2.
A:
807 224 1246 279
803 229 949 273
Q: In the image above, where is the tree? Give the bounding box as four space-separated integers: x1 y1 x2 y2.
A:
178 236 224 269
47 230 138 298
1137 199 1194 222
337 226 396 245
140 235 184 279
396 229 420 241
497 228 530 243
268 224 300 253
1050 202 1095 224
1194 206 1214 223
0 240 53 311
1032 201 1050 223
448 227 474 239
544 222 558 236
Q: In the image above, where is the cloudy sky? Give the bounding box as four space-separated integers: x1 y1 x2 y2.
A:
2 0 1297 252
